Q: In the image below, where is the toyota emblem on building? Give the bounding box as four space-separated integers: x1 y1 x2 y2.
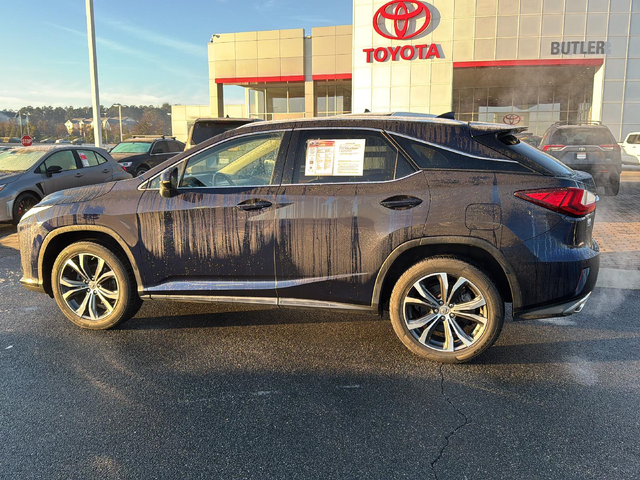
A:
373 1 432 40
503 114 522 125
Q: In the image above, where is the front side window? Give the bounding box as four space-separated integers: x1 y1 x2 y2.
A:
41 150 77 172
292 131 414 184
179 133 283 188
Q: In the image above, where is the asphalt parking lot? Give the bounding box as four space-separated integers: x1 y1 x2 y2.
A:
1 171 639 479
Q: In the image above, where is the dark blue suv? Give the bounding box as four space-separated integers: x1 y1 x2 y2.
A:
18 116 600 363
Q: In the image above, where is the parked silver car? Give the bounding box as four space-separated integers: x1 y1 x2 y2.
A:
0 146 132 224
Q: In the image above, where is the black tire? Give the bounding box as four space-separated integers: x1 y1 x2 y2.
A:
135 167 149 177
604 175 620 196
389 257 504 364
51 241 142 329
12 192 39 225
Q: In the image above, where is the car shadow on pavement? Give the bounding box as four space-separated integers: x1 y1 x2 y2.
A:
122 302 387 330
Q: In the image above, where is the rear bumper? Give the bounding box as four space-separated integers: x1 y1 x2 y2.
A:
515 292 591 320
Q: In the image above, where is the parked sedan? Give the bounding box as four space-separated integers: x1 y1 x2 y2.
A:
0 146 131 224
18 116 599 364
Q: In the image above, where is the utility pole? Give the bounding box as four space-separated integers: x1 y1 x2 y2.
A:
114 103 123 142
86 0 103 148
18 110 23 137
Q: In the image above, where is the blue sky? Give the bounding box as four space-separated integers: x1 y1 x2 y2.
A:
1 0 352 110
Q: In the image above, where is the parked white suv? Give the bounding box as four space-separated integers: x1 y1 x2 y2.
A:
621 132 640 165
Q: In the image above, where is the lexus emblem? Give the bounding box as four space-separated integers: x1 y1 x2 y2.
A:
373 1 432 40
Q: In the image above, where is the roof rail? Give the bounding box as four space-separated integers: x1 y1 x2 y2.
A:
131 134 176 139
554 120 602 126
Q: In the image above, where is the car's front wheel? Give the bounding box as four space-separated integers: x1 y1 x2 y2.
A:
12 192 39 225
389 257 504 363
51 241 142 329
135 167 149 177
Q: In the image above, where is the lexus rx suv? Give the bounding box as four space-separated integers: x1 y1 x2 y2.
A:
539 122 622 196
18 116 600 363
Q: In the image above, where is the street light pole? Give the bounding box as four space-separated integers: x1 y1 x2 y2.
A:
85 0 103 148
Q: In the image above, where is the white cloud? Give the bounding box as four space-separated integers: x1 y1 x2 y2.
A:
102 18 206 57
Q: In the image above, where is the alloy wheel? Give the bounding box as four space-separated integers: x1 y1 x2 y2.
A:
402 272 488 352
17 197 37 218
59 253 120 321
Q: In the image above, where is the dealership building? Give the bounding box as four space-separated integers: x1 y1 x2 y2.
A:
171 0 640 141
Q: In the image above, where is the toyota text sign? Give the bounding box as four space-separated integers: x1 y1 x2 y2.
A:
365 1 441 63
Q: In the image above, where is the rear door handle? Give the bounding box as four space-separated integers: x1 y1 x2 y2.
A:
74 173 83 178
381 195 423 210
237 199 273 211
102 169 110 173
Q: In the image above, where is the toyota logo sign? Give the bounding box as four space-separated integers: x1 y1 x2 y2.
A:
503 114 522 125
373 0 432 40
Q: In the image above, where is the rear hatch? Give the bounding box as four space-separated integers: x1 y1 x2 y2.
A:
542 127 621 173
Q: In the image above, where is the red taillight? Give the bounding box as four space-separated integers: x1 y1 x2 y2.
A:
514 188 597 217
600 144 620 151
542 145 565 152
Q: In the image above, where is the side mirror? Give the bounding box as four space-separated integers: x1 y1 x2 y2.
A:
46 165 63 178
159 167 179 198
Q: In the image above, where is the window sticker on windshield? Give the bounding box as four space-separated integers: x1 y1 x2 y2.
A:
305 139 366 177
79 152 90 167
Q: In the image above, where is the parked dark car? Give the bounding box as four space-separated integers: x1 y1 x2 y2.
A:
18 115 599 363
539 122 622 196
185 117 257 150
110 135 185 177
0 145 131 224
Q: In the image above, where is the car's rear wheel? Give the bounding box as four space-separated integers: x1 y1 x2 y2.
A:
12 192 39 225
389 257 504 363
51 242 142 329
604 175 620 196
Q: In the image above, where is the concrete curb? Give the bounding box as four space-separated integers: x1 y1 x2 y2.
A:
596 268 640 291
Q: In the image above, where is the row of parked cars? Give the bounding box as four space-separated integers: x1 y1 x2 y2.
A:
12 113 608 363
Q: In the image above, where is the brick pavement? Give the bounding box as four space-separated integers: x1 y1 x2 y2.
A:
593 168 640 270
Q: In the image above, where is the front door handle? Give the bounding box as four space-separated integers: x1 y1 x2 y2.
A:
381 195 423 210
74 173 83 178
237 199 273 211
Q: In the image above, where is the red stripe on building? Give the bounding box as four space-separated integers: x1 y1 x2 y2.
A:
453 59 605 68
312 73 353 81
215 75 306 84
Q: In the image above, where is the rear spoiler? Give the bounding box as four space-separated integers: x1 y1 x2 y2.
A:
468 122 528 138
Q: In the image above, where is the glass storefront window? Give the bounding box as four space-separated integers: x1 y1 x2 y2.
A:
453 65 597 135
248 85 306 121
315 81 352 117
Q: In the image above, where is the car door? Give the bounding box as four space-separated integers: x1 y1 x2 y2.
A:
75 149 113 185
274 129 430 308
136 130 291 299
37 149 83 194
623 134 640 158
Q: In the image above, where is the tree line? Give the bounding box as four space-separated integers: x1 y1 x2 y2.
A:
0 103 172 143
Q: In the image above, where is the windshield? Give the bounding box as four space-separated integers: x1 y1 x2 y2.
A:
0 149 46 172
110 142 152 154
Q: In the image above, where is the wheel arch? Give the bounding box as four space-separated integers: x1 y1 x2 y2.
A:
39 225 143 296
372 237 522 313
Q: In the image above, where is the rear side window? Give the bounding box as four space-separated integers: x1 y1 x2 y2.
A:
626 134 640 145
191 124 235 145
77 150 106 167
475 133 574 177
551 128 616 146
292 130 415 184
